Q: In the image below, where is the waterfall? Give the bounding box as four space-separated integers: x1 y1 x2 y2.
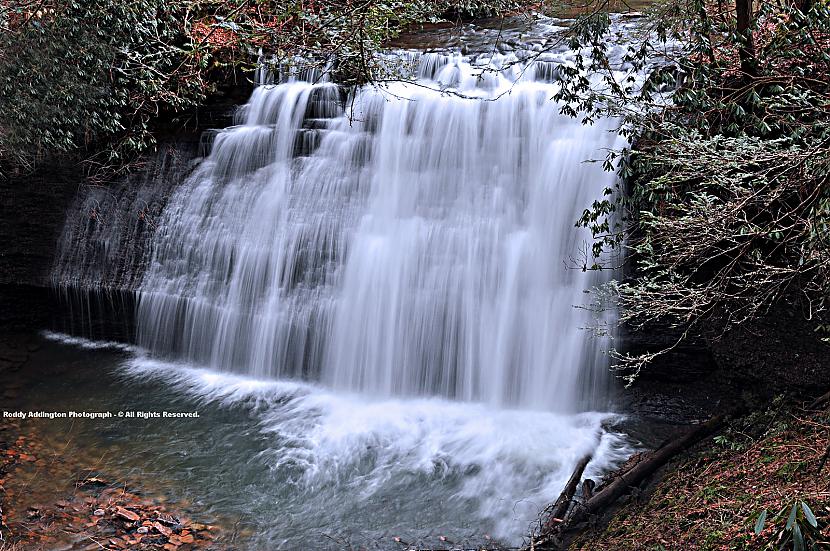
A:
133 51 626 411
52 145 198 290
51 145 200 340
46 22 642 546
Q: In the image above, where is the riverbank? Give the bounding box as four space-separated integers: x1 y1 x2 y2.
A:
567 399 830 550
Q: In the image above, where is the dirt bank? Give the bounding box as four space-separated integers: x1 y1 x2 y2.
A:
569 399 830 550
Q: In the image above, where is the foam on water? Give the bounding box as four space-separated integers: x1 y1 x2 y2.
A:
42 330 139 352
115 351 632 543
40 332 634 543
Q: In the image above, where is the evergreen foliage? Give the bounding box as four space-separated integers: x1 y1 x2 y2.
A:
564 0 830 376
0 0 523 176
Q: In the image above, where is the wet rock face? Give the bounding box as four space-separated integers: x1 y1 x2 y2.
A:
51 141 201 291
707 298 830 391
616 322 725 423
616 297 830 425
614 243 723 421
621 323 719 384
0 142 199 290
0 88 241 291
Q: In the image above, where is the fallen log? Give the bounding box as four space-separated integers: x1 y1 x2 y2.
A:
530 414 725 550
576 414 723 520
808 389 830 410
544 454 592 529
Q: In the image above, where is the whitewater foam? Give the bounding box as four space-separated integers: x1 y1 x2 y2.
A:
111 350 632 542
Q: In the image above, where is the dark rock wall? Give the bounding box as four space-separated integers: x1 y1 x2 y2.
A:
0 162 80 287
707 298 830 391
0 93 243 289
618 300 830 424
617 323 724 423
51 141 200 291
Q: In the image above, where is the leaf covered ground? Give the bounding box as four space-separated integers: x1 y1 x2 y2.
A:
572 399 830 550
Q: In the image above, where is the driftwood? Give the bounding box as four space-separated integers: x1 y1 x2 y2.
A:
530 414 725 550
581 479 595 501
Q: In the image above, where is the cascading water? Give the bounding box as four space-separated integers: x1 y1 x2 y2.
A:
48 17 641 548
136 54 625 412
51 145 199 339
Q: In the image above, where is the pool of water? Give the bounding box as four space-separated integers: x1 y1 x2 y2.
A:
5 331 632 549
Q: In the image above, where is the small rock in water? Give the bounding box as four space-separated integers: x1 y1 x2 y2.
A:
155 512 178 525
115 506 141 522
77 476 108 488
153 521 172 537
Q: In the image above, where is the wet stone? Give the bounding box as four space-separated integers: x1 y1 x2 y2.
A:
155 512 179 525
114 506 141 522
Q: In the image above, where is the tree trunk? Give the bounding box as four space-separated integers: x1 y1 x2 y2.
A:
735 0 756 77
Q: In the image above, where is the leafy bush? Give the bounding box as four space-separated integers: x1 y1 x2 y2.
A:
560 0 830 376
0 0 211 174
0 0 525 176
754 500 822 551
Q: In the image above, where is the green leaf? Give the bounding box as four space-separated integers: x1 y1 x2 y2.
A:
754 509 767 535
793 523 804 551
800 501 817 528
786 503 798 531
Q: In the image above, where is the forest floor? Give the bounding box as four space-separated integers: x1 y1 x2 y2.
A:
570 398 830 550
